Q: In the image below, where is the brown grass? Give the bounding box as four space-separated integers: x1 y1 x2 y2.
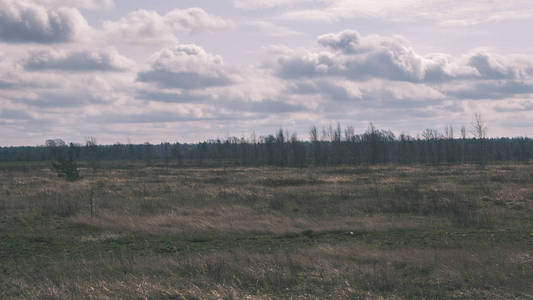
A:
72 205 422 236
5 242 532 299
1 162 532 299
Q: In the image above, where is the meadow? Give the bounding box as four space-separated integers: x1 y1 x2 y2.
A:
1 161 532 299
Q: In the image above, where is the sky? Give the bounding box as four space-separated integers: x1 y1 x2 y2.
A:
1 0 533 146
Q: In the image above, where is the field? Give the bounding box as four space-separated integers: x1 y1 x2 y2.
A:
1 162 533 299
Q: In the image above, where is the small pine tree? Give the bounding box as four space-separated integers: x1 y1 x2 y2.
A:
51 157 81 181
50 142 81 182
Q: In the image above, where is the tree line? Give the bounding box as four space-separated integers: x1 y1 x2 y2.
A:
1 122 531 167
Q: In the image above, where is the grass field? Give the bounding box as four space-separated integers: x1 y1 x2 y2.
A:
1 162 532 299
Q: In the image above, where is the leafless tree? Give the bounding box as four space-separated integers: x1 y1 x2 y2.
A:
471 113 488 166
471 113 487 140
86 137 98 217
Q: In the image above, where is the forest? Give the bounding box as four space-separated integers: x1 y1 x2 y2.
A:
1 123 532 166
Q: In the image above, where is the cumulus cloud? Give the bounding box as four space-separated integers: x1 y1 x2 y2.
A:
317 30 365 54
102 8 232 44
23 48 134 72
465 51 533 80
137 44 234 89
274 30 533 84
275 32 434 82
0 0 90 43
266 29 533 125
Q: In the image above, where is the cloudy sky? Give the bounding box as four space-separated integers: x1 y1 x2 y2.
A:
1 0 533 146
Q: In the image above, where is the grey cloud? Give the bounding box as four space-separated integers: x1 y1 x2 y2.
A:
138 70 232 90
0 79 17 89
446 80 533 100
494 101 533 112
468 52 510 80
89 110 246 124
24 49 133 72
18 92 107 108
322 106 439 123
318 30 365 54
136 90 210 103
0 108 32 120
0 0 89 43
94 111 201 124
442 103 464 113
223 99 307 114
465 51 533 80
137 44 234 89
137 89 307 113
0 64 55 90
344 49 425 82
358 90 442 110
287 77 448 110
276 52 335 79
287 80 361 101
284 74 447 116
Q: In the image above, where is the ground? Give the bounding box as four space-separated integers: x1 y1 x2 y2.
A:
1 162 532 299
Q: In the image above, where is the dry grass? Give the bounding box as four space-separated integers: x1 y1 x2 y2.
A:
72 205 422 236
1 162 532 299
4 242 532 299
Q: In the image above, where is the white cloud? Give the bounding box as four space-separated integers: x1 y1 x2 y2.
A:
102 8 232 44
164 7 232 33
23 48 134 72
137 44 234 89
0 0 90 43
3 1 533 145
267 29 533 126
274 30 533 84
275 31 434 82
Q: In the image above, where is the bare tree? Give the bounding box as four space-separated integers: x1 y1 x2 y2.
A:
86 136 99 174
460 126 467 139
86 137 99 217
472 113 487 140
471 113 488 166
